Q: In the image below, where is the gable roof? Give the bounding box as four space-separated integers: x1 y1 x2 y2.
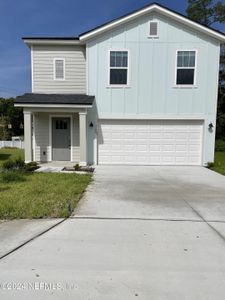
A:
79 2 225 42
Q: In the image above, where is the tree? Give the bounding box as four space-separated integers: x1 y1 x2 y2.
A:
186 0 225 140
216 44 225 138
186 0 225 26
0 98 23 140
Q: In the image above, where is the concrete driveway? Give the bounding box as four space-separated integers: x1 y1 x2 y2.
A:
76 166 225 221
1 166 225 300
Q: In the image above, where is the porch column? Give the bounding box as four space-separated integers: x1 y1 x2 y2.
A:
79 111 87 166
24 110 32 163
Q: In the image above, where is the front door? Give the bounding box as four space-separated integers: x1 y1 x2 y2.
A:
52 118 71 161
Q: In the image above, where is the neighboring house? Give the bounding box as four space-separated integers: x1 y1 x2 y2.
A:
15 3 225 166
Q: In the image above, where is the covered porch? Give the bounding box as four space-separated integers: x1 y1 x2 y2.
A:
15 93 95 166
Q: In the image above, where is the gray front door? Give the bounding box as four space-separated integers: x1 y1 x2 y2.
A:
52 118 71 161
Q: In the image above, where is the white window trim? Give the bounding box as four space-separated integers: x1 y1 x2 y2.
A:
174 49 198 87
148 20 159 38
53 58 65 81
31 45 34 92
108 49 130 87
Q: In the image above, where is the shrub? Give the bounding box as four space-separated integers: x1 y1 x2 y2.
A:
2 159 15 170
215 140 225 152
207 162 214 169
0 171 26 183
2 157 25 170
74 164 80 171
25 161 39 172
14 157 25 169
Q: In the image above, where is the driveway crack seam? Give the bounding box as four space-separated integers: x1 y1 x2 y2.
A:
71 216 225 223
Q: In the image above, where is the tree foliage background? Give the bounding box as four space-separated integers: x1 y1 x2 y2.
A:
186 0 225 140
0 98 23 140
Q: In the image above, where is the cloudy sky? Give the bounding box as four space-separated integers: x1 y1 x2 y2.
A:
0 0 224 98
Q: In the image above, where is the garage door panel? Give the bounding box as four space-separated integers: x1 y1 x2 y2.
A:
150 133 162 139
98 120 203 166
137 144 148 151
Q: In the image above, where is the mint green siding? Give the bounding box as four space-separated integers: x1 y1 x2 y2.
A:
87 12 220 164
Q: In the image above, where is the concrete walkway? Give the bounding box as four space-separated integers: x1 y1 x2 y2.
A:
36 161 75 173
1 166 225 299
0 219 64 258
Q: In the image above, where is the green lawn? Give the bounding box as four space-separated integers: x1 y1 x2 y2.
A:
0 172 91 219
0 148 91 219
0 148 24 167
211 152 225 176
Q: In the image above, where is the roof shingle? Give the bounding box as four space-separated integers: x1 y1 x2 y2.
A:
15 93 94 105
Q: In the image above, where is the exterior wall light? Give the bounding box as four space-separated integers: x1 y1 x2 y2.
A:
89 122 94 127
208 122 214 130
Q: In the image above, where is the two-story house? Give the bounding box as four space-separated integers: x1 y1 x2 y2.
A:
15 3 225 166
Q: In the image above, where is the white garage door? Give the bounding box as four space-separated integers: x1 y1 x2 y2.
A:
98 120 203 165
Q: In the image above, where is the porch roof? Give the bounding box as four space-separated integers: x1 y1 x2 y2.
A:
15 93 94 106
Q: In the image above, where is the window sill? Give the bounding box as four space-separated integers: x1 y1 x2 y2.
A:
173 85 198 89
106 85 131 89
148 36 159 39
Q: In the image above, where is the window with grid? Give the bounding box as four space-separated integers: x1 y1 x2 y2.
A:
54 59 65 80
176 51 196 85
109 51 128 85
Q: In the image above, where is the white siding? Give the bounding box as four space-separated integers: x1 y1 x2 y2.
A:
32 45 86 94
34 113 80 162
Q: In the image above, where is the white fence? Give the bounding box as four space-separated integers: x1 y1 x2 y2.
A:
0 140 24 149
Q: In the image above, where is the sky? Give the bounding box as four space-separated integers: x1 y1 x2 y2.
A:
0 0 224 98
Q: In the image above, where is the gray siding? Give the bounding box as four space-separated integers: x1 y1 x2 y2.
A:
34 113 80 162
34 113 50 162
32 45 86 94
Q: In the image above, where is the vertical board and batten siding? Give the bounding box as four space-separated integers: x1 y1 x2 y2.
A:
32 45 86 94
87 12 221 164
34 113 80 162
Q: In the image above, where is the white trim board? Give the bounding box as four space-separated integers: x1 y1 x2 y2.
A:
23 39 82 46
79 4 225 42
31 45 34 92
98 114 206 120
15 104 92 109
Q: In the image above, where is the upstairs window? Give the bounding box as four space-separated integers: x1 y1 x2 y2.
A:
54 58 65 80
176 50 196 85
109 50 129 85
149 21 158 37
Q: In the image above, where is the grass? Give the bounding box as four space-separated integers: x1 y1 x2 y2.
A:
0 148 24 167
0 171 91 219
210 152 225 176
0 148 91 219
